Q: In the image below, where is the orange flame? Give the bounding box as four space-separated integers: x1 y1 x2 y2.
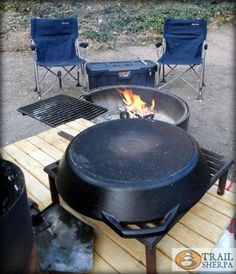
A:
118 88 155 116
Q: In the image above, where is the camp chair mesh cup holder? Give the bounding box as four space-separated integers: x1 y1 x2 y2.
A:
30 17 88 100
156 19 208 100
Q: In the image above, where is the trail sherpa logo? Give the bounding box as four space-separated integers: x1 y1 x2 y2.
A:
175 250 201 270
172 248 236 272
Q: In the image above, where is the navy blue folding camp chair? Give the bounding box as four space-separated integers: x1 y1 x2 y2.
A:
30 17 88 100
156 18 208 100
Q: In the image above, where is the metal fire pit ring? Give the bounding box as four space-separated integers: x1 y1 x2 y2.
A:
83 85 190 130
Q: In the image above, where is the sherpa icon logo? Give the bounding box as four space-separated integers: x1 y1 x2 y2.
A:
61 21 70 25
175 250 202 270
191 23 199 26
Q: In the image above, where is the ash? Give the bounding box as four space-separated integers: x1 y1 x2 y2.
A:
92 111 175 124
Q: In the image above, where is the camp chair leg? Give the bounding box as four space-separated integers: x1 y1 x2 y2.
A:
76 65 81 87
156 64 161 87
33 70 38 92
34 63 41 100
196 88 203 100
202 62 206 87
57 71 62 89
81 63 87 91
162 64 166 83
197 63 205 100
76 71 81 87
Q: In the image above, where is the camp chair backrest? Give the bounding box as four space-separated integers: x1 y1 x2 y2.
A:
31 17 79 64
163 18 207 64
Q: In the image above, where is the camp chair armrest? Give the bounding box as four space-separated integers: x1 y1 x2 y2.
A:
155 41 162 48
79 42 89 48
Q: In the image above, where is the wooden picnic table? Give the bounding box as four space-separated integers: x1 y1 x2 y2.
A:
1 118 235 273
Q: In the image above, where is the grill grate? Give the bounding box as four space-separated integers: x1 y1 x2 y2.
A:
17 95 108 127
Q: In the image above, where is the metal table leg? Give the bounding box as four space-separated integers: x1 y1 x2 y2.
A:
48 175 59 203
217 172 228 195
145 246 157 274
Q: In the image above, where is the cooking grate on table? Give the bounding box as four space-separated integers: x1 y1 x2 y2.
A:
17 94 108 127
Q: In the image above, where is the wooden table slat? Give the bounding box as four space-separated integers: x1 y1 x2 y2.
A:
168 222 215 248
190 202 231 229
64 120 88 131
208 184 236 205
27 135 63 160
15 139 55 166
0 149 50 209
89 252 119 274
37 128 69 152
179 211 223 243
200 192 235 218
94 233 146 273
2 144 49 187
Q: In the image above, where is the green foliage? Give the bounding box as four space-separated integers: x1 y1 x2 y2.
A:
1 0 235 48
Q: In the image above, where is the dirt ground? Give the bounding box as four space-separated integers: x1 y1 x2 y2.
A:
0 24 235 180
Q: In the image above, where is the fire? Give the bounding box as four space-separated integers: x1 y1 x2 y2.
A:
118 88 155 117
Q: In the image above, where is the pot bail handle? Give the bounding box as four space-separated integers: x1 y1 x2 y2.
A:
101 204 179 238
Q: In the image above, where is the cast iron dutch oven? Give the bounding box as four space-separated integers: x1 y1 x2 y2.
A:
56 119 211 237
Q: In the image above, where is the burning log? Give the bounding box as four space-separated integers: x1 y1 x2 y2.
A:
118 88 156 120
143 114 154 120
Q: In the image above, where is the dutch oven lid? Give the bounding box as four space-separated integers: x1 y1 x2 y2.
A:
67 119 198 186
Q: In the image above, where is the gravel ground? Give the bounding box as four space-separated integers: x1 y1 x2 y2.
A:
0 24 235 180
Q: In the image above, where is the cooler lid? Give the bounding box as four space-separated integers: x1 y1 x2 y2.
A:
86 60 157 73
